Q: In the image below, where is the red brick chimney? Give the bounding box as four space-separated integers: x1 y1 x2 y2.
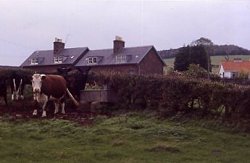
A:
113 36 125 53
53 38 65 54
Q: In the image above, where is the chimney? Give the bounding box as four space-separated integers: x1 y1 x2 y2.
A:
53 37 65 54
113 36 125 53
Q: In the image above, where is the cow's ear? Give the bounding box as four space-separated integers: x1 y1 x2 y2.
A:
41 74 46 80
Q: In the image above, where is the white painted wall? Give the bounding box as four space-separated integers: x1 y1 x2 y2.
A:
219 65 233 78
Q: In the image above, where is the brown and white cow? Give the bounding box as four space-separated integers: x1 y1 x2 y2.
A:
32 73 79 117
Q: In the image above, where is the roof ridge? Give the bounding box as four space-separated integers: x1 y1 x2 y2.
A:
89 45 153 51
34 47 88 52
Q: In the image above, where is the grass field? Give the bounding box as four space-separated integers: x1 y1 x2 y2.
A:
0 112 250 163
164 55 250 73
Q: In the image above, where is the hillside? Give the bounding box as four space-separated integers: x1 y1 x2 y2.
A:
159 44 250 59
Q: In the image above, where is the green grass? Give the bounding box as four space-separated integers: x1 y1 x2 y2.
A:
0 113 250 163
164 55 250 73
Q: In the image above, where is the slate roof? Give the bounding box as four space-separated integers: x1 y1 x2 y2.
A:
20 47 88 67
221 60 250 73
75 45 164 67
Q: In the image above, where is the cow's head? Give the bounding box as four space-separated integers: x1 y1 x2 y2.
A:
32 73 46 93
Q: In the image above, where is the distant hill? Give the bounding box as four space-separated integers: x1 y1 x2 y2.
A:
158 44 250 59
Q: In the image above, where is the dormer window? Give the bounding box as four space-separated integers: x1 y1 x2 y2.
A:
116 55 126 63
54 56 63 64
30 58 38 65
115 55 131 63
87 57 97 64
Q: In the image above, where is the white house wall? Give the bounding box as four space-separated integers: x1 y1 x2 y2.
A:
219 65 233 78
219 65 225 78
223 72 232 78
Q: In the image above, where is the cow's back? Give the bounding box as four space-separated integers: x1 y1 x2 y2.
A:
41 75 67 98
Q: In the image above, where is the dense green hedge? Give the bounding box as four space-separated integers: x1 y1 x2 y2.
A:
89 72 250 121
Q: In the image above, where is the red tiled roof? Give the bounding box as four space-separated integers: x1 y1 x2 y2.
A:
221 60 250 73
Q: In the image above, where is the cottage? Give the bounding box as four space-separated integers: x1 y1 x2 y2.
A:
219 59 250 78
75 37 165 75
21 37 165 75
20 38 88 73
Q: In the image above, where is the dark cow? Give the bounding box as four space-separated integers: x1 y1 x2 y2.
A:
10 71 31 100
57 67 90 101
0 78 8 105
32 73 79 117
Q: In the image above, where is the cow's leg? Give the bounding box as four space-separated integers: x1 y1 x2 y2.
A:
20 95 24 100
16 79 23 100
42 96 49 117
61 102 65 114
60 96 66 114
4 94 8 106
11 91 15 101
20 85 24 100
12 78 17 100
33 93 38 115
54 101 59 114
32 109 38 116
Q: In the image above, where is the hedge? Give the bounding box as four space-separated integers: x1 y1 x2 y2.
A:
1 68 250 123
89 72 250 121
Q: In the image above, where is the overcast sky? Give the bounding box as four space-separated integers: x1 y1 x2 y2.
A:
0 0 250 66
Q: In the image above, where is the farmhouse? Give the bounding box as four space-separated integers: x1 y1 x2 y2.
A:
20 38 89 73
21 37 165 75
219 59 250 78
75 37 165 75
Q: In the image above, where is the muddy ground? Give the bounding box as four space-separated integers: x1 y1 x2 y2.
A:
0 98 112 126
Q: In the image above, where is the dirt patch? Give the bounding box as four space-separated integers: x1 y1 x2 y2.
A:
0 99 108 126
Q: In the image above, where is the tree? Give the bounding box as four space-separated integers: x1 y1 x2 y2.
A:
174 45 211 72
189 45 210 71
190 37 213 46
174 46 190 71
190 37 213 73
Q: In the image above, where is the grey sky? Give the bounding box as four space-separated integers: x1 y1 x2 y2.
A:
0 0 249 66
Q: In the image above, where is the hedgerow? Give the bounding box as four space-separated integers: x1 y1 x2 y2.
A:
1 68 250 124
89 72 250 122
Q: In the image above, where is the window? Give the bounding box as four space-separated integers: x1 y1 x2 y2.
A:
30 58 38 65
87 57 97 64
115 55 127 63
54 56 63 64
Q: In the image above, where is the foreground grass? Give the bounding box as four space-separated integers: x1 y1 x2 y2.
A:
0 113 250 163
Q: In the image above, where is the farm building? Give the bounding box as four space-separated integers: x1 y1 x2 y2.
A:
219 59 250 78
21 37 165 75
20 38 89 73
